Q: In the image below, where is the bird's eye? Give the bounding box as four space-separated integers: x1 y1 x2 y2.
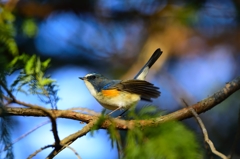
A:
88 75 96 80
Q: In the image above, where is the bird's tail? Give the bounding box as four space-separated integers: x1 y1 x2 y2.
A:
134 48 162 80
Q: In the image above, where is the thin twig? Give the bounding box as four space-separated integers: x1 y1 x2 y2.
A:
27 145 54 159
0 80 16 102
4 96 61 148
41 85 57 110
2 120 50 151
68 107 100 116
46 119 98 159
66 146 82 159
1 79 61 148
182 99 228 159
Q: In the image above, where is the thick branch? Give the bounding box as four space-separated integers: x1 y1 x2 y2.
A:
13 99 61 146
1 76 240 130
3 96 61 147
47 119 97 159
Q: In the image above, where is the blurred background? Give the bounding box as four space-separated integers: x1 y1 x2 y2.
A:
1 0 240 158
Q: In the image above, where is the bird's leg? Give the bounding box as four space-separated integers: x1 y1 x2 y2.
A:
108 107 122 115
118 108 130 117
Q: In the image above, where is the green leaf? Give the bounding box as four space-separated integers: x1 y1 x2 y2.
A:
25 55 36 74
39 78 54 86
22 19 38 37
0 7 18 56
6 38 18 56
8 56 19 67
1 8 15 22
35 57 41 74
42 58 51 70
18 53 29 62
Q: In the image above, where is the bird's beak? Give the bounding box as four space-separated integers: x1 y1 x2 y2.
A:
79 77 85 80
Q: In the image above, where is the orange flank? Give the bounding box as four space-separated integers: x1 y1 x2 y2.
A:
101 89 120 97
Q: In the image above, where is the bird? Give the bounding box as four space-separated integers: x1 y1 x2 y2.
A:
79 48 162 115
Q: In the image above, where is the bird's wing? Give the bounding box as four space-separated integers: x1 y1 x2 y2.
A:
106 79 160 101
134 48 162 80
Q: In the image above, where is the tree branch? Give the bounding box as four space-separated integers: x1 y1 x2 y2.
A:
27 145 54 159
182 99 228 159
3 96 61 148
65 146 82 159
2 76 240 130
47 119 98 158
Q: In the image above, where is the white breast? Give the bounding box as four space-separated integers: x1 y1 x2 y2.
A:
83 79 141 110
84 80 97 96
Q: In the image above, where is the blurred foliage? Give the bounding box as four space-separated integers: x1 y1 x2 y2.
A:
0 5 17 159
0 3 58 108
90 106 203 158
22 18 38 38
0 6 18 56
0 4 57 158
0 105 15 159
124 121 201 159
9 54 59 108
127 105 163 119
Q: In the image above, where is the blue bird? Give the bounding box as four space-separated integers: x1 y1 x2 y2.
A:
79 48 162 114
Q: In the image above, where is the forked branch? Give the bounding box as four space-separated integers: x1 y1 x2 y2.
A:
2 76 240 130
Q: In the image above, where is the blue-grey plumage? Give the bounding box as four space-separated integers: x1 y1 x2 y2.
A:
79 73 139 110
80 73 120 92
79 48 162 111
